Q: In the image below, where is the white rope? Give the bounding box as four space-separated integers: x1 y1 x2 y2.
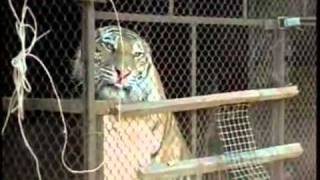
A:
1 0 118 178
1 1 49 180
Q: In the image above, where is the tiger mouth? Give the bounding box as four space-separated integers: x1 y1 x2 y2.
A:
97 79 131 92
114 73 130 87
96 71 131 90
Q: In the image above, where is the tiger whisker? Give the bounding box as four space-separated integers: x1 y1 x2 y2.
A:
99 68 116 76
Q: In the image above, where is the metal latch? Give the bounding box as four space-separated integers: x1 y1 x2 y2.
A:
278 16 301 29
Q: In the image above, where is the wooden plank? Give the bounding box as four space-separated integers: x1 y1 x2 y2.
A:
138 143 303 179
1 86 299 115
113 86 299 116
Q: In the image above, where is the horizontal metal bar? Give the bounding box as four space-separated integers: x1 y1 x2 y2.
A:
96 11 278 28
1 86 298 116
2 98 84 114
1 97 117 114
139 143 303 179
300 17 316 26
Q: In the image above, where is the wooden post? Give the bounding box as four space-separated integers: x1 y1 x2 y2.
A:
271 28 286 179
81 1 103 180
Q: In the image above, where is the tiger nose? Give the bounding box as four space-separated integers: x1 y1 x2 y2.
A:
115 68 131 79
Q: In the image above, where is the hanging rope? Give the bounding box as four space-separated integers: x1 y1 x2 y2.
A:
0 0 126 179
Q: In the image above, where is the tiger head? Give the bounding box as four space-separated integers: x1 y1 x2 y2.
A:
72 26 165 102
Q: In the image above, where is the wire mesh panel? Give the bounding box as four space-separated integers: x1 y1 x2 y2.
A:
215 104 270 180
0 0 316 180
248 0 316 18
174 0 243 17
1 112 85 180
284 27 316 180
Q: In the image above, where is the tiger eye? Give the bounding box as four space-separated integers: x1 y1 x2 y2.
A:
103 42 115 52
134 52 144 58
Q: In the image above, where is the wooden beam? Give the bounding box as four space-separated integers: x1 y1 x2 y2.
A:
1 86 299 115
113 86 299 116
138 143 303 179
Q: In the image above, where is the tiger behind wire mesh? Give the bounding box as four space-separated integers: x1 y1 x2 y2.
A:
72 26 191 179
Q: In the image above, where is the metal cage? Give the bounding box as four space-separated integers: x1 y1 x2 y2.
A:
0 0 316 179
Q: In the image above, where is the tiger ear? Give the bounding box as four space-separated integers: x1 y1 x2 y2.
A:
96 26 110 38
95 29 98 39
96 27 104 38
142 40 152 54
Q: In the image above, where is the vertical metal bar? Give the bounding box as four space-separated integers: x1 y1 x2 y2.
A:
243 0 248 18
95 115 104 180
169 0 174 15
188 0 193 15
302 0 308 17
271 29 286 180
81 1 102 180
191 25 198 157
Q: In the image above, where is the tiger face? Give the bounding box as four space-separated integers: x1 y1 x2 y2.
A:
73 26 164 102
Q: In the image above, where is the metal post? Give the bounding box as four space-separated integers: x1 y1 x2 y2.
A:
243 0 248 18
191 23 201 180
81 1 103 180
271 29 286 180
169 0 174 15
191 24 198 156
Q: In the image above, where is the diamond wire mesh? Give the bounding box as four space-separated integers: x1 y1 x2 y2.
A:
0 1 85 180
283 27 316 180
0 0 316 180
248 0 316 18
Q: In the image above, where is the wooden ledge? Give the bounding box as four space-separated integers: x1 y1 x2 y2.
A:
139 143 303 179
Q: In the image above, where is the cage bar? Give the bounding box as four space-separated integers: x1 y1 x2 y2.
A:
270 29 286 179
95 12 277 28
191 24 198 156
81 1 103 179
